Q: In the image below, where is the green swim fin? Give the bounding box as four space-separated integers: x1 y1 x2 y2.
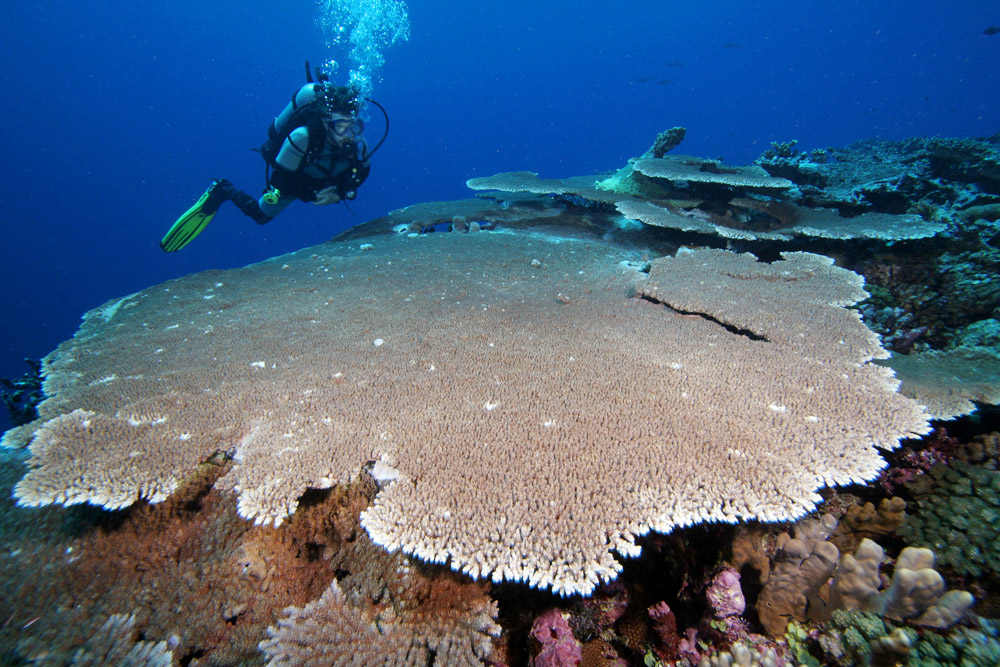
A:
160 180 231 252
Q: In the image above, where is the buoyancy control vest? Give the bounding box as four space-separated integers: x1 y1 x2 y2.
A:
260 83 356 201
256 64 388 202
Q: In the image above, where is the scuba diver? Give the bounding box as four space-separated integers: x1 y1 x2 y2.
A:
161 65 388 252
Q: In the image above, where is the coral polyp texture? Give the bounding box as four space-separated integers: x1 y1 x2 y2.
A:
16 613 175 666
756 514 975 637
9 231 929 596
260 579 498 667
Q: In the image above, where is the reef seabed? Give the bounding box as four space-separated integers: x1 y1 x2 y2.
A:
2 133 999 666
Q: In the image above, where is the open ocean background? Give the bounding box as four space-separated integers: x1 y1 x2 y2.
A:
1 0 997 433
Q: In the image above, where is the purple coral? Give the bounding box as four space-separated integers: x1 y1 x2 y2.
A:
707 567 746 618
879 427 961 493
648 602 685 663
530 608 581 667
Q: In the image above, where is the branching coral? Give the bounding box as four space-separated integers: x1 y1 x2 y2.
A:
15 613 174 667
260 576 498 667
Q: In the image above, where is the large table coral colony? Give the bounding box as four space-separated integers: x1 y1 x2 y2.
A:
11 227 927 598
4 134 1000 663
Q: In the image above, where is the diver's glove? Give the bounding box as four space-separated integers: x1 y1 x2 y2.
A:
313 186 341 206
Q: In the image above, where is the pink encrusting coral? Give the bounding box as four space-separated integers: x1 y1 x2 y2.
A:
8 231 929 596
707 567 746 618
530 608 581 667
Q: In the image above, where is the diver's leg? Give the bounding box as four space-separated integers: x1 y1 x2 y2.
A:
257 191 296 222
216 182 281 225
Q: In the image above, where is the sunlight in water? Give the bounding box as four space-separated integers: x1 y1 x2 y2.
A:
317 0 410 100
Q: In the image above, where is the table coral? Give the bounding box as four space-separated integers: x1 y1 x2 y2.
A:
9 231 927 597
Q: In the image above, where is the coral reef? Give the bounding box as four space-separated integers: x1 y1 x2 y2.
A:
817 610 1000 667
754 135 1000 358
0 453 341 663
15 612 175 666
1 447 498 665
899 460 1000 577
469 155 943 243
707 568 747 620
816 609 911 666
8 232 927 597
529 609 582 667
757 135 1000 213
647 126 687 158
0 358 42 427
755 515 840 635
903 616 1000 666
755 515 974 636
336 194 561 241
462 132 1000 363
876 428 962 493
260 574 498 667
882 345 1000 419
3 130 1000 664
953 318 1000 348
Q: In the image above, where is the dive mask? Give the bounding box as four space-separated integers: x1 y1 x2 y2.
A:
327 116 365 138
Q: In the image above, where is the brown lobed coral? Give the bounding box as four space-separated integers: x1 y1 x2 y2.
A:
755 515 974 637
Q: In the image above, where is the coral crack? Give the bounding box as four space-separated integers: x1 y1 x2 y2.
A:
637 294 770 342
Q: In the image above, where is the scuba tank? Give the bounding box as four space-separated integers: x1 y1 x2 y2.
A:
256 62 390 198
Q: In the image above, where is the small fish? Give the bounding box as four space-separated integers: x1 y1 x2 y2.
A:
664 61 684 68
724 42 743 49
984 26 1000 35
656 79 673 85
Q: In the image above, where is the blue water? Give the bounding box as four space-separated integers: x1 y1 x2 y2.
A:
1 0 997 432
